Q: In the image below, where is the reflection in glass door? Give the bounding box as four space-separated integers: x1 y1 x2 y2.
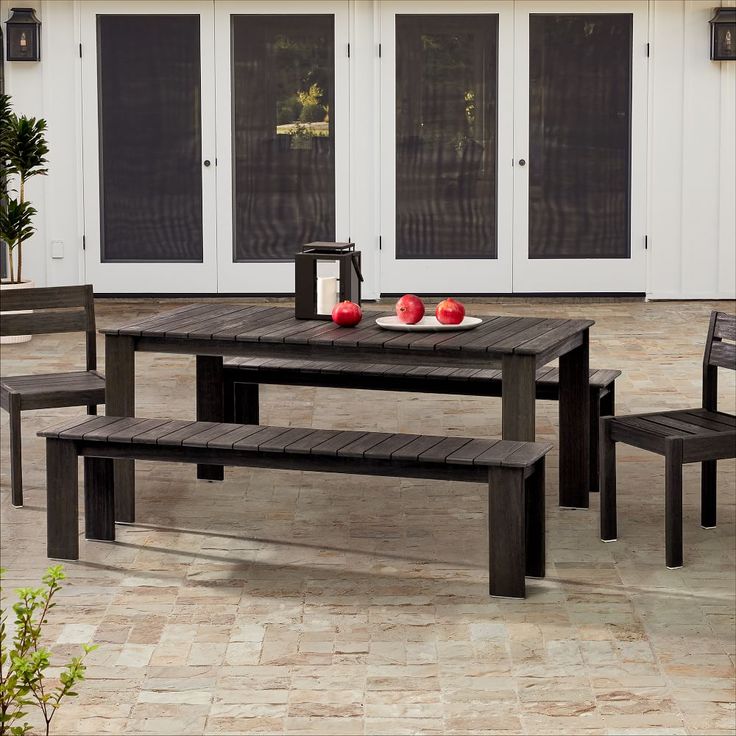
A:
380 1 514 295
216 2 349 294
513 1 648 292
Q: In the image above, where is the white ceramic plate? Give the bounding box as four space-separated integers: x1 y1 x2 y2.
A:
375 316 483 332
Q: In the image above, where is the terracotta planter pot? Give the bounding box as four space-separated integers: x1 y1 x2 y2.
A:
1 279 35 344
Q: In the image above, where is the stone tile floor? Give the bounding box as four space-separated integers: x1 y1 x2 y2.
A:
1 299 734 736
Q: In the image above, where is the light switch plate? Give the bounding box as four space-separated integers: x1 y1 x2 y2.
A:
51 240 64 259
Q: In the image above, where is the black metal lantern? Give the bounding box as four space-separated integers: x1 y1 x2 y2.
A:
710 8 736 61
5 8 41 62
295 242 363 320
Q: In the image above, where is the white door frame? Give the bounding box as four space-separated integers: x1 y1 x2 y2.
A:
378 0 515 295
80 1 218 294
214 1 351 294
512 0 649 293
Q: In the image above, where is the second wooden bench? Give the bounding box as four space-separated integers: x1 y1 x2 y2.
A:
39 415 551 598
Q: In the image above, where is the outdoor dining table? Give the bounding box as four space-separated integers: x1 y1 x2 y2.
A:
101 304 595 523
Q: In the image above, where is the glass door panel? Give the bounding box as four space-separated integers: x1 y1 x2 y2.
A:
216 1 349 294
395 14 498 261
513 1 647 292
231 14 335 262
82 1 217 293
380 1 513 295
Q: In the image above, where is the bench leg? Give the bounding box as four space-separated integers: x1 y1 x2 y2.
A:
701 460 717 529
46 439 79 560
525 459 545 578
84 457 115 542
196 355 225 481
665 438 684 569
233 382 260 425
9 395 23 507
488 467 526 598
600 417 617 542
86 404 98 416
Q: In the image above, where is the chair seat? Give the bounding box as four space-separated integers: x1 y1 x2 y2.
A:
609 408 736 463
0 370 105 411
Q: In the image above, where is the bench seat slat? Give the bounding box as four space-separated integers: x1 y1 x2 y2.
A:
363 434 423 460
285 429 342 454
390 435 446 462
336 432 396 458
234 426 294 450
262 427 316 452
207 424 264 449
310 430 369 456
445 438 499 465
473 441 528 465
418 436 474 463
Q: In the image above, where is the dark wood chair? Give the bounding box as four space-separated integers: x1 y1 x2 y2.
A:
600 310 736 568
1 285 105 507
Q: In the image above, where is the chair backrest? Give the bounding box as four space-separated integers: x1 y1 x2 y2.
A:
0 284 97 371
702 310 735 411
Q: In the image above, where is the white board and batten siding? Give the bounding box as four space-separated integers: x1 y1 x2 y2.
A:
1 0 734 299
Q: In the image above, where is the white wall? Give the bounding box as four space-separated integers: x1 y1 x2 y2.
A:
648 0 736 299
2 0 734 298
1 0 83 288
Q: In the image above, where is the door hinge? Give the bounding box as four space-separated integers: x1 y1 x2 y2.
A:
378 43 382 58
646 42 650 57
347 42 351 58
79 43 82 58
82 234 86 251
644 235 648 250
379 235 382 251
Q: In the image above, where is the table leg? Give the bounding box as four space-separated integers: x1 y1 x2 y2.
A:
105 334 136 523
196 355 225 481
559 329 590 508
502 354 536 441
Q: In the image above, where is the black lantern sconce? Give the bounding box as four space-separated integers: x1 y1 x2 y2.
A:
295 242 363 320
710 7 736 60
5 8 41 62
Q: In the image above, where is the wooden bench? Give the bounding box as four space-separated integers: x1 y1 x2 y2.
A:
600 310 736 568
218 359 619 489
39 416 551 598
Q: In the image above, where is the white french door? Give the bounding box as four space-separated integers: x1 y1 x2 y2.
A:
81 1 218 293
214 1 350 293
379 1 515 295
512 0 648 293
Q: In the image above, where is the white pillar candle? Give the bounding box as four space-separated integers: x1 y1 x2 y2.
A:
316 276 338 315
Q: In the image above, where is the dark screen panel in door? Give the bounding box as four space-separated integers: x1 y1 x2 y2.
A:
232 15 335 262
97 15 203 262
396 14 498 260
528 14 632 259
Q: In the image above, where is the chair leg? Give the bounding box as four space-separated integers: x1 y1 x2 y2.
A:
665 438 684 569
84 457 115 542
234 382 260 425
86 404 98 416
589 387 601 492
599 416 617 542
9 395 23 507
701 460 717 529
46 438 79 560
223 371 235 423
525 459 545 578
488 467 526 598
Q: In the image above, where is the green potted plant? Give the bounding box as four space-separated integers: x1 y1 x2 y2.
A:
0 93 48 344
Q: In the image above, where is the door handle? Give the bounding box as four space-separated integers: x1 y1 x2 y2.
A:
203 159 211 167
518 159 526 167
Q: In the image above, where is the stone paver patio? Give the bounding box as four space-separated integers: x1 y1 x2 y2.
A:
1 299 734 736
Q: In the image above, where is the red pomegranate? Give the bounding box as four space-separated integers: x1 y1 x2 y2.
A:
331 301 362 327
395 294 425 324
435 297 465 325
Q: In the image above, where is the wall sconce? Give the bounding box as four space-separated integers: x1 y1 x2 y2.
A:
295 242 363 320
5 8 41 62
710 7 736 61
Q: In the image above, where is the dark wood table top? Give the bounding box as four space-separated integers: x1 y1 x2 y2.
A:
103 304 593 363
